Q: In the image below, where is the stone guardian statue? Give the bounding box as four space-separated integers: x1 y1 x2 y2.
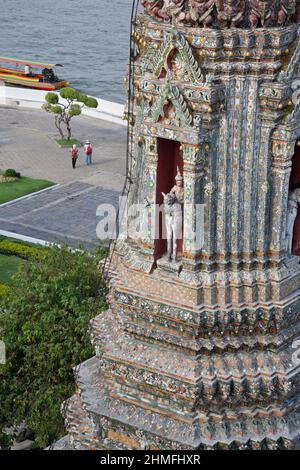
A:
162 167 184 262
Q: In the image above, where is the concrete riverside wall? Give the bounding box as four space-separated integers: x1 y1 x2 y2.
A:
0 85 126 126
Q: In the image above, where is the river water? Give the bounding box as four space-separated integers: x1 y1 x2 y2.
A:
0 0 133 103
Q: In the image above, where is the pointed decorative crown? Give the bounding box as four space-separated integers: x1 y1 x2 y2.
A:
175 166 183 181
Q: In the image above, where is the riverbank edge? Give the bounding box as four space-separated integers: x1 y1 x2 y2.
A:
0 85 126 126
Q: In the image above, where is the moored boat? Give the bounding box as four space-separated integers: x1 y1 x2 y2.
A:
0 56 69 90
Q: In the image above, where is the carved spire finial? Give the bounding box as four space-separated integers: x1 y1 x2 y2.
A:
175 166 183 181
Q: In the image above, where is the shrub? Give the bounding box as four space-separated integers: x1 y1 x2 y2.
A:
0 284 10 297
0 244 107 448
0 240 41 259
3 169 20 178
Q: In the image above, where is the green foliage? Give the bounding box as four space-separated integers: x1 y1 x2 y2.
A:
0 240 41 259
69 103 82 117
59 87 80 101
0 433 13 449
43 87 98 140
0 283 10 297
0 254 25 285
0 245 107 448
76 91 89 103
43 102 62 115
3 169 19 178
45 92 59 105
95 244 107 259
84 97 98 108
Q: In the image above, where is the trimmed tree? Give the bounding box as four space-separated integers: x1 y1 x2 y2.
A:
43 87 98 141
0 244 107 448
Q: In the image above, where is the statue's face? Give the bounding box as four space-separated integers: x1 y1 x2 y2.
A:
176 179 183 187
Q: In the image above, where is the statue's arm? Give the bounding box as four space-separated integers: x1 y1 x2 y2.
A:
294 188 300 204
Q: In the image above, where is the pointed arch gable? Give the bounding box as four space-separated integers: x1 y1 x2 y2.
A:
152 28 204 85
151 80 193 127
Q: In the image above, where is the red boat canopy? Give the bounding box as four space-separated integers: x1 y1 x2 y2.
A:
0 56 63 68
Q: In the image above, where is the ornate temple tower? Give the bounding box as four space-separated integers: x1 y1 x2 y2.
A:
65 1 300 449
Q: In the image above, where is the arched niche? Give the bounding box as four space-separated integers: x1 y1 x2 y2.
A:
154 137 183 260
289 141 300 255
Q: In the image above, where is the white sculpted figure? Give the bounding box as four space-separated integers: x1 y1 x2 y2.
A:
162 168 184 261
286 183 300 255
170 166 185 204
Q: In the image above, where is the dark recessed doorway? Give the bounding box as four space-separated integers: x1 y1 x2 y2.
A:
289 142 300 255
155 138 183 260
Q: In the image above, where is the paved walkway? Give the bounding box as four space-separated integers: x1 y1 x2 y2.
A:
0 107 127 248
0 107 127 190
0 182 120 250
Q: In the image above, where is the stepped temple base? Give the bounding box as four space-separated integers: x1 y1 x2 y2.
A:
63 240 300 450
64 308 299 450
66 237 300 450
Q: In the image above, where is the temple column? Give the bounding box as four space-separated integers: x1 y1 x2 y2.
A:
270 137 294 256
141 136 158 250
182 143 205 265
254 120 274 257
256 82 291 259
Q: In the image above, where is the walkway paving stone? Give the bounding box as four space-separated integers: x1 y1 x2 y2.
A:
0 181 120 250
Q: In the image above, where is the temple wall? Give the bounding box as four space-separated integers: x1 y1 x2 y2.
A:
210 77 262 257
129 20 300 266
209 75 285 259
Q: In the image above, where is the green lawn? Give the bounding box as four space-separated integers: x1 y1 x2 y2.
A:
0 254 25 284
0 177 54 204
55 138 82 148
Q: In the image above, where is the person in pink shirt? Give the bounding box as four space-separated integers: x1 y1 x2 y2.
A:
84 140 93 165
